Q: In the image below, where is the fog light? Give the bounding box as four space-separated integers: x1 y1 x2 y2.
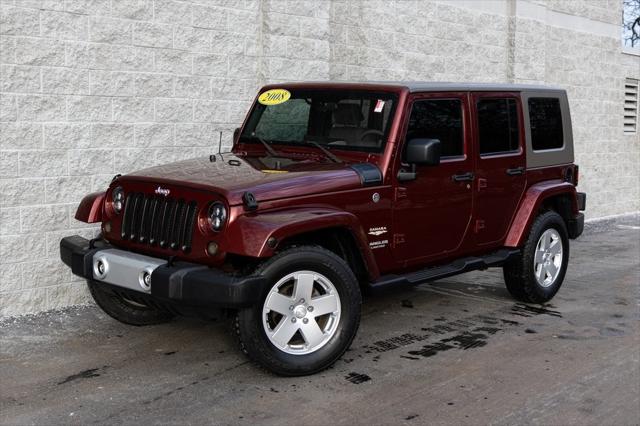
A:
94 257 108 279
139 267 154 291
207 241 218 256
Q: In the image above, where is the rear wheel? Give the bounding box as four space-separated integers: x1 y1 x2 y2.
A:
87 280 174 326
503 211 569 303
235 246 361 376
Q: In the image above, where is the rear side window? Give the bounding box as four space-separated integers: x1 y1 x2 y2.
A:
528 98 564 150
477 98 520 155
407 99 464 158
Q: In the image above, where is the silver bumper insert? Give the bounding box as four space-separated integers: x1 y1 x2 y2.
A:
92 249 166 294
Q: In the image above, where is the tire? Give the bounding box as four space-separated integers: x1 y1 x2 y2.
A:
87 280 174 326
503 211 570 303
235 246 362 376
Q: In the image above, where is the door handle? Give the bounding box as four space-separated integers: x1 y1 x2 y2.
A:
452 172 474 182
506 166 525 176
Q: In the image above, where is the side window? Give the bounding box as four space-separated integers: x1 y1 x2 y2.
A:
407 99 464 158
528 97 564 150
477 98 520 155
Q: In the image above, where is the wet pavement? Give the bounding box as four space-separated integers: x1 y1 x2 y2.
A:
1 215 638 425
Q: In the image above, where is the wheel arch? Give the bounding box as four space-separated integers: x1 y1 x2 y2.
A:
277 227 372 285
505 180 578 247
75 191 105 223
225 208 380 281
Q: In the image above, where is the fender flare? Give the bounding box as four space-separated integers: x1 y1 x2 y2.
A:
75 191 105 223
225 207 380 280
505 180 578 247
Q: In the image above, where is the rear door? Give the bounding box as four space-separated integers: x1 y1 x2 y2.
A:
392 92 474 265
471 92 526 247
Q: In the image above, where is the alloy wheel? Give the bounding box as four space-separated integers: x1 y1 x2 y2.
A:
262 271 341 355
533 228 563 287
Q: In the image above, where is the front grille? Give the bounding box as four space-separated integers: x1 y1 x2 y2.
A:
120 193 198 253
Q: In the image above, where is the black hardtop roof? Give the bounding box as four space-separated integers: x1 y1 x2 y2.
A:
274 81 565 93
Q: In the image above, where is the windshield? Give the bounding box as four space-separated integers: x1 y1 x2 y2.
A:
240 89 397 153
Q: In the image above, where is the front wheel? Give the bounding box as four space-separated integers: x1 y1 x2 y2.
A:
235 246 361 376
503 211 570 303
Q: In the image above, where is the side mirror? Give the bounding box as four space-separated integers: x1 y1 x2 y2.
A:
233 127 240 144
398 138 441 182
405 138 441 166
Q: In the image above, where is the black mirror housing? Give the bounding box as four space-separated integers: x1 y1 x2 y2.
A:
405 138 441 166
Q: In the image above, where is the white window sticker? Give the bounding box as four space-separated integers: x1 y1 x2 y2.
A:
374 99 385 113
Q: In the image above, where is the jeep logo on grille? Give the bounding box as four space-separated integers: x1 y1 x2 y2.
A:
155 186 170 196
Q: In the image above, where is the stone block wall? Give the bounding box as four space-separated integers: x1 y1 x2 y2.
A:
0 0 638 316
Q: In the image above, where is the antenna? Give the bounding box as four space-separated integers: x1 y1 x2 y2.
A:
218 131 223 154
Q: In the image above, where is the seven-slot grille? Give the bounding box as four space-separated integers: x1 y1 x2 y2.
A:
120 193 198 253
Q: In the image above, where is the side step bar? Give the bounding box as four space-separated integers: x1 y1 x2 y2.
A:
369 248 521 293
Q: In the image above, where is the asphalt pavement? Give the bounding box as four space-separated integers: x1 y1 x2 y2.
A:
1 215 638 425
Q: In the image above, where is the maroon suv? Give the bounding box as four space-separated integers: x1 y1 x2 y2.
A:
60 82 585 376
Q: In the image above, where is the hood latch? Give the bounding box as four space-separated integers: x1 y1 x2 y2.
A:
242 192 258 211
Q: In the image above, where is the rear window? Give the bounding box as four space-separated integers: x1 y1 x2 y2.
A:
477 98 520 155
529 97 564 150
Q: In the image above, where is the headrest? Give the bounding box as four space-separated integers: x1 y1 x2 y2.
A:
333 103 364 126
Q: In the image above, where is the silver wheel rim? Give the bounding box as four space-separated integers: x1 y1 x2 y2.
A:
534 228 563 287
262 270 341 355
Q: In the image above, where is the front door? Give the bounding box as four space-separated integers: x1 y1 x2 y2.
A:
470 93 526 247
392 93 474 265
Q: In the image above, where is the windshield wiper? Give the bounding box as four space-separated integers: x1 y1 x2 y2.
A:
256 136 279 157
306 141 342 163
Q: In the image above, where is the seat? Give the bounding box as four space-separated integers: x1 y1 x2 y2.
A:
329 104 366 146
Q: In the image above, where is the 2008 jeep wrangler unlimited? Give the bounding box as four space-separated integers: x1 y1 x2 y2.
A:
61 82 585 376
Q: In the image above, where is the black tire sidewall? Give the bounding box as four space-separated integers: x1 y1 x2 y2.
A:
237 247 361 376
88 280 173 326
522 212 570 302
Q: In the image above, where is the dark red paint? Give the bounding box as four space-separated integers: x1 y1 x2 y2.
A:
504 180 578 247
75 82 581 283
75 192 105 223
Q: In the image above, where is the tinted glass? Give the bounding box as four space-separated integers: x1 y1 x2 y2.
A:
407 99 464 158
477 98 520 155
254 98 309 142
241 90 396 153
529 97 564 150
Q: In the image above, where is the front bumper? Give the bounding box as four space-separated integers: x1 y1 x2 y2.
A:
60 236 265 308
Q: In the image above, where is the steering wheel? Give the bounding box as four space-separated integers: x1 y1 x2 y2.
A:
360 129 384 145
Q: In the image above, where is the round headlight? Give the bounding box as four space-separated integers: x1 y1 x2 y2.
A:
112 186 124 214
208 202 227 231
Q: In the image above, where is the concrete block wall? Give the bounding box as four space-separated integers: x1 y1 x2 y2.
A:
1 0 638 316
0 0 261 316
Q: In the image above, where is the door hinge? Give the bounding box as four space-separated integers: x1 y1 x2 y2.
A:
474 219 485 233
477 178 487 190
